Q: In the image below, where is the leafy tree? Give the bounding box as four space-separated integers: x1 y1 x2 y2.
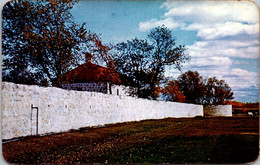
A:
112 26 190 99
147 25 190 99
112 38 153 97
160 80 186 102
203 77 234 105
177 71 205 104
2 0 40 85
166 71 234 105
2 0 107 87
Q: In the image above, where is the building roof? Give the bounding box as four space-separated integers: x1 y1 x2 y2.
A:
61 62 121 84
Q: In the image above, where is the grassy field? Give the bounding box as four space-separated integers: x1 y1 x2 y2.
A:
2 116 259 164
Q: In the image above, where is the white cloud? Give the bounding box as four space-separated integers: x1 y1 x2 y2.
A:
161 1 259 24
142 1 259 101
189 56 232 67
219 46 259 59
139 18 184 32
165 61 258 95
188 40 259 59
139 1 259 40
183 22 259 40
231 68 251 77
225 68 258 89
203 68 258 91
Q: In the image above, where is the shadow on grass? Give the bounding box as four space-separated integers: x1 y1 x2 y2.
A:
93 134 259 164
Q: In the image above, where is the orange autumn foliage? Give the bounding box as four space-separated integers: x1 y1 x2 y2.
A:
161 80 186 102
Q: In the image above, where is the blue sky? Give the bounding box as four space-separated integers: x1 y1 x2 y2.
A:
71 0 259 103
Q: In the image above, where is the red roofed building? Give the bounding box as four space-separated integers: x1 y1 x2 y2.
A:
61 62 130 95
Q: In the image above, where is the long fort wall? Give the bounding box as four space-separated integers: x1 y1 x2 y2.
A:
1 82 229 140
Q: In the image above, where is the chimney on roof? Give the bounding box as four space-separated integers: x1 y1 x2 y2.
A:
85 52 92 63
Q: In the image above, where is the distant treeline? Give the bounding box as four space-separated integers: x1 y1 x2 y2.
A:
227 101 259 110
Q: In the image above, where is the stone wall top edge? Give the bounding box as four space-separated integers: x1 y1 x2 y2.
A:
2 82 204 107
204 105 232 107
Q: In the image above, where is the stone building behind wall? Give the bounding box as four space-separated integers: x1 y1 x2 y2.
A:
61 62 130 96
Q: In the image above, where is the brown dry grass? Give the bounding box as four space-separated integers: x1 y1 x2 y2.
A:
2 116 259 164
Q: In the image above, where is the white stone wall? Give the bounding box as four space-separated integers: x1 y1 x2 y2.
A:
204 105 232 116
110 84 133 96
1 82 203 140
